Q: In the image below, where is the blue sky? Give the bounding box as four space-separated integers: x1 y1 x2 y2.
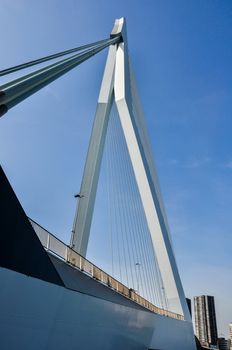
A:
0 0 231 337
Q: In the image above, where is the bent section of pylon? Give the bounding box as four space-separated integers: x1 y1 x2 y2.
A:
71 17 193 325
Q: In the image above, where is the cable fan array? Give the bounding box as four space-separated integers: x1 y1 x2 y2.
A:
88 101 169 310
0 29 171 311
0 35 121 117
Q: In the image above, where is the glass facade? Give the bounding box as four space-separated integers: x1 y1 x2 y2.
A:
194 295 218 347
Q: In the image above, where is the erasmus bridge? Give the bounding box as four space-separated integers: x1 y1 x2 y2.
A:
0 18 197 350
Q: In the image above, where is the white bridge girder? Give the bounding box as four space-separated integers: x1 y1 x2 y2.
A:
71 18 192 321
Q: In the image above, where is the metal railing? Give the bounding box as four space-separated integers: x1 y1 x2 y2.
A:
30 218 184 321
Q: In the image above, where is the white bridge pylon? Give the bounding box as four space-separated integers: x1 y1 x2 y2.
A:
71 18 191 320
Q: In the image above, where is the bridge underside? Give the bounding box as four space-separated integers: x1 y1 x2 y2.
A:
0 266 196 350
0 165 196 350
0 17 197 350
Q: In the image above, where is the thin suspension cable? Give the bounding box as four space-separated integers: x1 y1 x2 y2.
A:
123 155 147 298
114 106 135 290
118 111 152 301
123 134 154 302
118 133 140 293
104 98 170 307
129 114 161 304
104 93 169 307
116 109 134 289
130 86 170 309
142 214 163 306
136 201 156 304
134 175 162 305
150 242 164 306
129 92 163 301
117 102 145 294
109 106 122 282
130 93 170 309
119 134 137 291
120 121 151 299
157 258 169 309
106 120 114 277
146 224 167 307
111 105 129 286
133 186 154 302
0 38 113 77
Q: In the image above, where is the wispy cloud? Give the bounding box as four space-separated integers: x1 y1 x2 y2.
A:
168 159 178 165
224 161 232 169
166 157 232 172
165 157 211 168
184 157 211 168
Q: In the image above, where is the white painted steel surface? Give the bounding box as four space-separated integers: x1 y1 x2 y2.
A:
114 25 190 318
70 44 117 256
0 17 197 350
30 218 183 320
0 267 196 350
71 17 192 321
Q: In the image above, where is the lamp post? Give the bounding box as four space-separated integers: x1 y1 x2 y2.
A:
70 193 84 249
135 262 141 294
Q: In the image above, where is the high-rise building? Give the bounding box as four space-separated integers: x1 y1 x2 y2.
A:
229 323 232 350
186 298 192 317
194 295 218 347
218 337 228 350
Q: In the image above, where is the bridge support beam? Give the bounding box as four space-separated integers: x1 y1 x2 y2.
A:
70 43 116 255
71 17 193 323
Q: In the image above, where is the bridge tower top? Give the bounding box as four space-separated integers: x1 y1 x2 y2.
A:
0 16 192 322
70 17 191 321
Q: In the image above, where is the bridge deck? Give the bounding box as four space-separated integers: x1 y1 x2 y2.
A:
30 218 184 321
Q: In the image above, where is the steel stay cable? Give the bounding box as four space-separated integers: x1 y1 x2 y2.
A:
123 153 147 299
117 132 140 294
108 104 124 282
106 115 114 277
151 242 164 306
119 104 150 295
0 38 118 92
0 36 120 117
132 163 162 305
130 87 164 307
119 136 138 292
117 107 149 298
0 38 113 77
123 127 154 303
131 110 169 309
119 115 150 296
133 181 154 302
149 230 167 308
107 108 117 279
114 106 136 290
132 96 162 301
128 95 160 304
143 215 162 306
130 78 170 308
120 123 152 301
157 260 169 309
111 104 129 286
137 208 157 305
109 105 122 282
131 137 163 306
